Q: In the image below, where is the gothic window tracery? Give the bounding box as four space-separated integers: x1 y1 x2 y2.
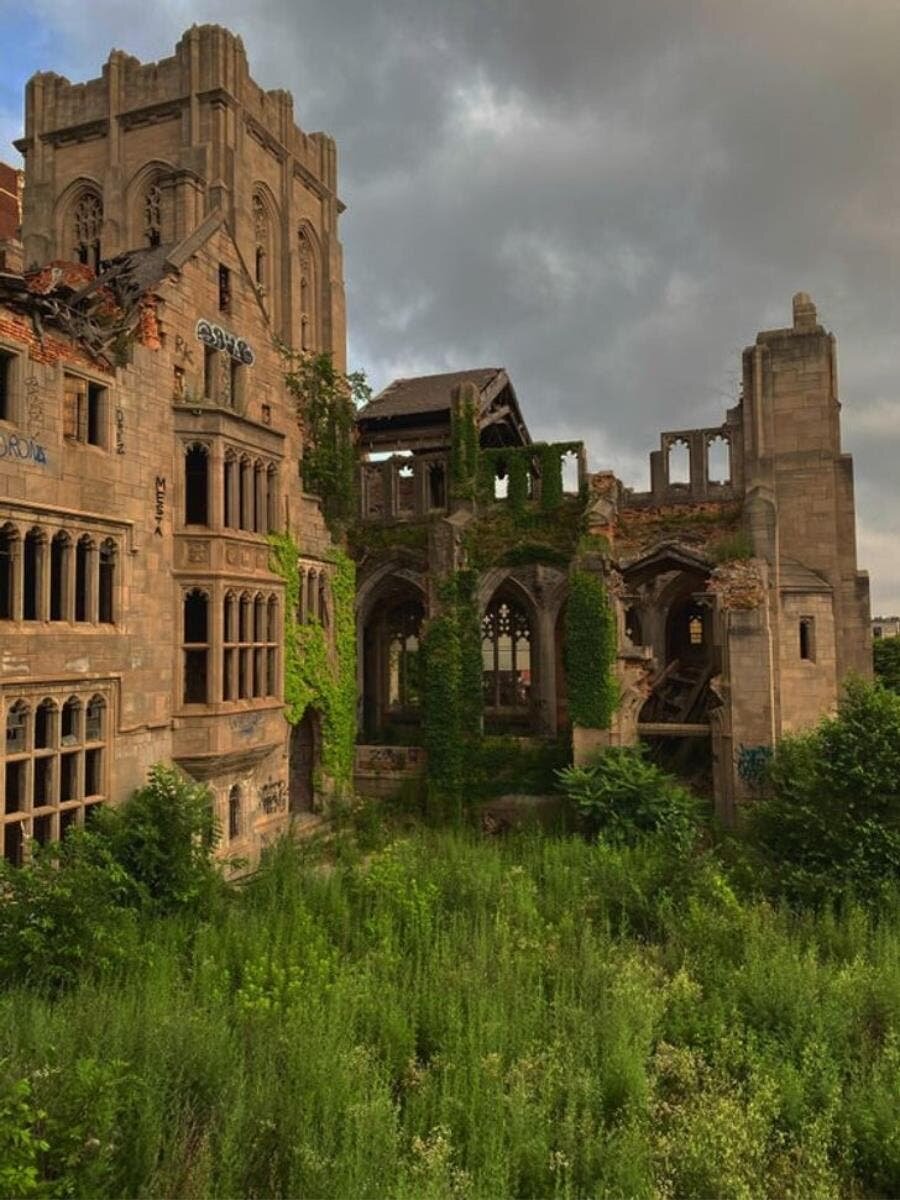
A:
482 597 533 710
144 184 162 248
72 192 103 271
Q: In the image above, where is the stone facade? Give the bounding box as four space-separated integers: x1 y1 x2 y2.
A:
1 28 343 867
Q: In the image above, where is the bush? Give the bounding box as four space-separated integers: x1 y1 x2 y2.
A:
96 764 221 913
558 746 700 852
0 832 140 989
747 679 900 903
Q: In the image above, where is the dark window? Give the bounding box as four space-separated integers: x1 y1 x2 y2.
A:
240 458 252 530
0 524 16 619
229 360 241 410
428 463 446 510
34 700 55 750
223 593 236 701
85 696 104 742
0 349 13 422
800 617 816 662
50 531 69 621
266 466 278 532
61 698 80 746
228 785 241 840
87 383 106 447
60 753 79 802
387 602 423 711
33 813 53 846
60 807 79 838
98 542 115 624
183 590 209 704
84 748 102 797
224 454 236 528
4 760 25 815
75 537 91 622
218 264 231 312
23 529 41 621
204 346 217 401
3 821 23 866
33 757 52 807
184 445 209 525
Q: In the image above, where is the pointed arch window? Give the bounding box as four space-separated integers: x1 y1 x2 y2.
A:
144 183 162 248
482 597 533 710
184 443 210 526
253 193 268 290
223 591 237 701
50 530 70 622
387 601 422 711
23 528 44 621
1 523 19 620
228 784 242 840
98 540 116 624
183 589 210 704
298 228 316 352
75 536 94 622
73 192 103 271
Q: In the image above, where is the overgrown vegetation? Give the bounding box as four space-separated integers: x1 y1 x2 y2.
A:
747 678 900 904
874 634 900 693
270 532 357 793
282 349 370 529
565 570 619 728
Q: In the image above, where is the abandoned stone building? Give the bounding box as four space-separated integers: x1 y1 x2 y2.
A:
0 26 873 864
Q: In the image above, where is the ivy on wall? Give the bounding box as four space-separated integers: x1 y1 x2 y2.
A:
269 533 357 793
282 349 370 529
450 385 480 501
565 570 619 729
477 442 580 515
421 571 484 812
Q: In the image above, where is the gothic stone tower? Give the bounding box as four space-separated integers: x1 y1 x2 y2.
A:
14 24 346 366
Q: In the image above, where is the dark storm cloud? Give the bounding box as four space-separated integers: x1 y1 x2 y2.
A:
5 0 900 607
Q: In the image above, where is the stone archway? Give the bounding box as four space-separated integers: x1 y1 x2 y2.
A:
289 708 321 814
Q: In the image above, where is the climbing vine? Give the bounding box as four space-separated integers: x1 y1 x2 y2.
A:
269 533 357 793
565 570 619 728
450 385 480 501
421 571 484 813
281 348 370 529
477 442 579 515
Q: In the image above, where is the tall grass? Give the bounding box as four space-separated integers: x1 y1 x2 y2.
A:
2 825 899 1198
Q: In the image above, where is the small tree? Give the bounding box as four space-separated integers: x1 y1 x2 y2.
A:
874 636 900 693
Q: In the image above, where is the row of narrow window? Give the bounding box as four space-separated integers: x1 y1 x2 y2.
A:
183 589 279 705
298 566 330 628
0 526 116 623
184 444 278 533
3 694 106 865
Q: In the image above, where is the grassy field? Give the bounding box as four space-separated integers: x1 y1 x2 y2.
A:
2 814 899 1199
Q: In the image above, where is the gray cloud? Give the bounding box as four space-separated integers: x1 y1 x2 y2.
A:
4 0 899 609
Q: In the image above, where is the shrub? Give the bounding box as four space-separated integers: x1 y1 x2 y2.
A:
0 832 140 989
97 764 221 913
747 679 900 903
558 745 700 852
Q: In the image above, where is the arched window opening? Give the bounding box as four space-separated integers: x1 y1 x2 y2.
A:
23 528 43 621
707 435 731 485
185 444 210 526
266 596 278 696
253 594 266 697
85 695 105 742
34 699 56 750
482 597 533 713
238 593 252 699
183 589 209 704
688 613 704 646
239 457 252 531
387 602 422 711
73 191 103 271
667 439 690 486
298 229 316 352
253 193 268 289
144 183 162 248
223 593 237 701
75 536 93 622
494 468 508 500
61 697 81 746
223 452 237 528
98 540 115 624
428 462 446 510
625 606 643 647
562 450 580 495
6 699 28 755
253 461 264 533
266 465 278 533
306 571 318 624
0 524 17 619
318 575 329 629
50 531 70 622
228 785 242 840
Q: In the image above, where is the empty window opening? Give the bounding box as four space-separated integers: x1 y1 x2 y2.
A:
84 748 102 797
60 807 79 839
266 466 278 533
60 753 79 803
6 700 28 754
218 264 231 313
34 700 55 750
184 444 209 526
204 346 217 401
0 349 14 422
239 594 252 700
428 463 446 510
223 593 236 702
667 439 690 486
224 453 237 528
50 531 69 622
625 606 643 646
5 760 25 815
562 451 580 495
23 529 41 621
144 183 162 248
85 696 104 742
33 757 52 808
75 537 92 622
183 589 209 705
494 470 509 500
800 617 816 662
228 786 242 840
254 462 264 532
707 435 731 485
482 597 533 712
1 524 17 619
61 698 81 746
33 813 53 846
229 360 242 411
87 383 106 447
240 458 252 530
267 596 278 696
98 541 115 624
3 821 23 866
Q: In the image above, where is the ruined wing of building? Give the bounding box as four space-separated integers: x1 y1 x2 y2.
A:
0 26 872 865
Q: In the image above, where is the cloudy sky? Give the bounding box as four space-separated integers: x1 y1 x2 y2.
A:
1 0 898 611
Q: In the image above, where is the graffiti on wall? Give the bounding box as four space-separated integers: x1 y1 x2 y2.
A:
196 319 255 366
154 476 166 536
0 429 47 465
